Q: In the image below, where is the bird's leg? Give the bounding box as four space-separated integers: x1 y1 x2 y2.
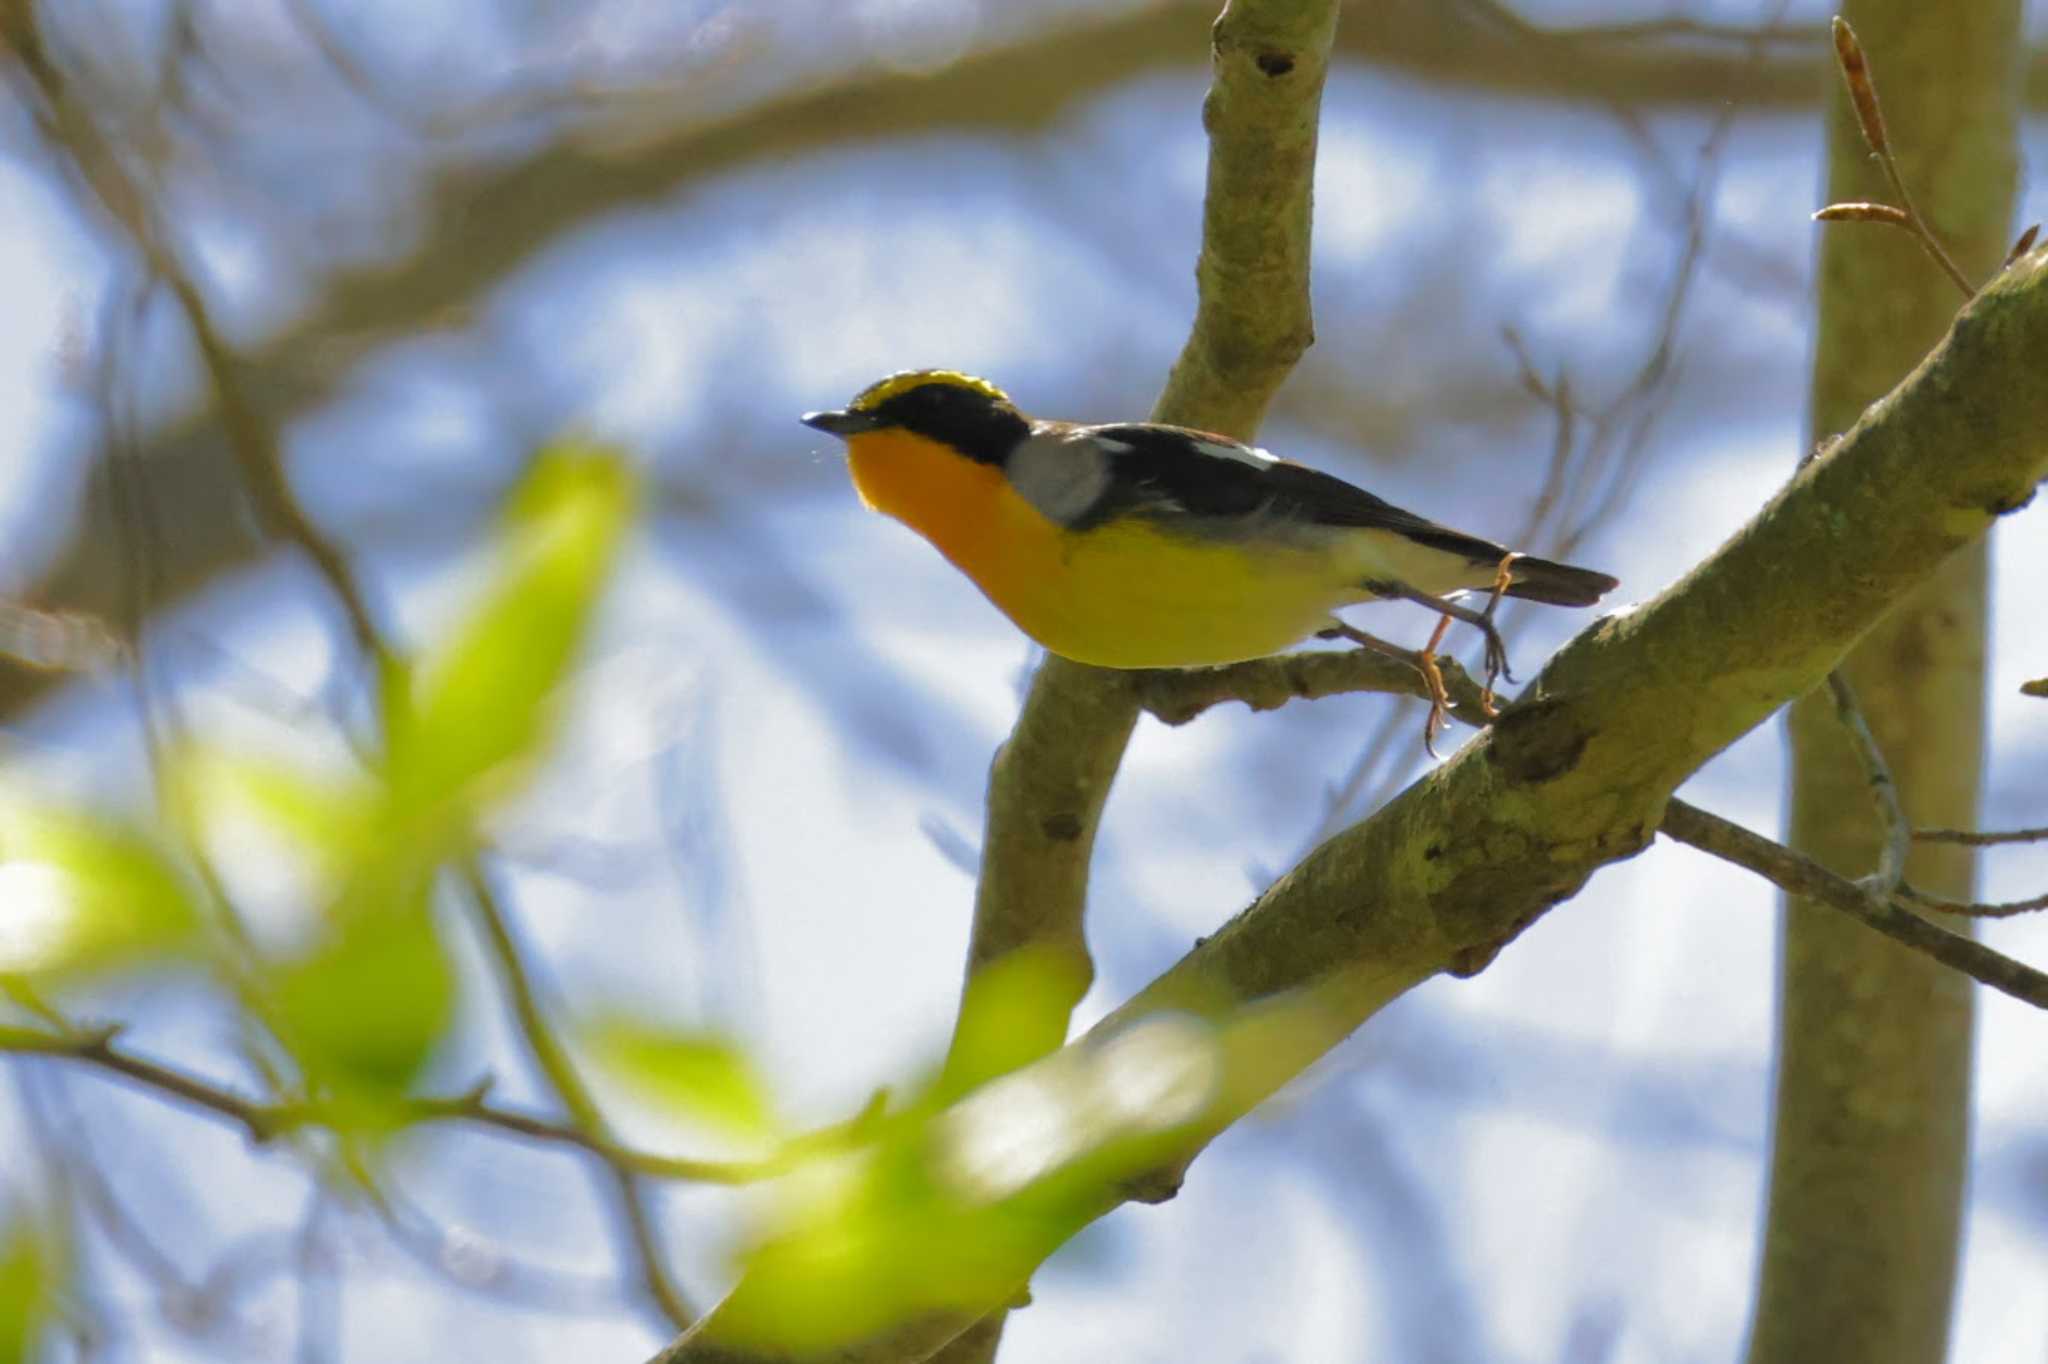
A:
1475 552 1521 713
1319 620 1453 757
1371 580 1515 691
1416 614 1455 748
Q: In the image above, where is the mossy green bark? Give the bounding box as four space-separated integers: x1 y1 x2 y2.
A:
1107 242 2048 1163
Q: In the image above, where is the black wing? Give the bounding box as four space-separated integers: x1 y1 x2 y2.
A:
1075 422 1512 564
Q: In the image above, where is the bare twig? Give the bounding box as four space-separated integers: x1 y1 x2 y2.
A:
0 1023 284 1142
1138 655 2048 940
0 1021 782 1183
458 861 696 1329
1896 884 2048 920
1659 800 2048 1009
1820 17 1975 298
1302 13 1770 848
2021 676 2048 698
1824 672 1909 894
944 0 1343 1078
1914 824 2048 847
5 16 392 670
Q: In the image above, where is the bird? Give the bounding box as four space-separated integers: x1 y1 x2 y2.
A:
802 370 1617 743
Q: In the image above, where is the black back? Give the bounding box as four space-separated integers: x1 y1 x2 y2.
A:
1072 423 1513 564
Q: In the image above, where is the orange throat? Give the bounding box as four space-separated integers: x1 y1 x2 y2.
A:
844 429 1010 568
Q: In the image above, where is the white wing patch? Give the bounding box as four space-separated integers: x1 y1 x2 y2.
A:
1189 437 1278 469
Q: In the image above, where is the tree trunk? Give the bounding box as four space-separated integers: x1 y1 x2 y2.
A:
1748 5 2018 1362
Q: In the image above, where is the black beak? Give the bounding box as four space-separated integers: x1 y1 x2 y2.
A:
801 408 884 437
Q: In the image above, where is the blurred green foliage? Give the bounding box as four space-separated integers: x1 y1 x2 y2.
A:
645 966 1251 1353
0 1222 54 1364
0 813 203 982
266 442 639 1113
4 443 638 1131
941 945 1092 1098
387 444 639 826
586 1017 781 1143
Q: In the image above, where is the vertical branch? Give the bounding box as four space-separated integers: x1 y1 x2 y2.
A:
944 0 1340 1077
1749 5 2020 1362
1153 0 1337 435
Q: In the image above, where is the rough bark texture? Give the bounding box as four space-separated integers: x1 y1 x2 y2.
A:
1748 7 2019 1363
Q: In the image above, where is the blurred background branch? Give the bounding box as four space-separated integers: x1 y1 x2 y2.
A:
6 0 2038 719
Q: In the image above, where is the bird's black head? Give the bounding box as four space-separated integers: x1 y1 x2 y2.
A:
801 370 1029 465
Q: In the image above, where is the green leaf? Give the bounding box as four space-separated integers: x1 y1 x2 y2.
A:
715 1142 1061 1352
170 748 378 880
271 896 456 1108
585 1016 778 1143
0 1222 52 1364
388 444 637 821
940 945 1092 1096
0 811 202 982
709 1012 1229 1353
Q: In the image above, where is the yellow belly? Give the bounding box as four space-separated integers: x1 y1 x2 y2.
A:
973 513 1353 669
847 429 1364 669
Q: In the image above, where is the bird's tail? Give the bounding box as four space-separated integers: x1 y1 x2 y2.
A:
1502 555 1620 607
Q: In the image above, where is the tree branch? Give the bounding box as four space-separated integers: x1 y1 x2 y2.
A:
459 862 697 1330
0 1022 777 1182
945 0 1341 1080
1915 823 2048 846
1133 647 1490 728
1823 671 1909 894
2 10 392 670
653 230 2048 1364
1658 800 2048 1007
920 10 1345 1361
1132 649 2048 961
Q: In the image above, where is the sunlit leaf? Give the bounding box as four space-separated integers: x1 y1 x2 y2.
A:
711 1012 1228 1353
717 1143 1061 1352
0 811 202 981
941 945 1091 1096
388 443 637 820
0 1221 52 1364
586 1016 778 1143
271 896 456 1110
